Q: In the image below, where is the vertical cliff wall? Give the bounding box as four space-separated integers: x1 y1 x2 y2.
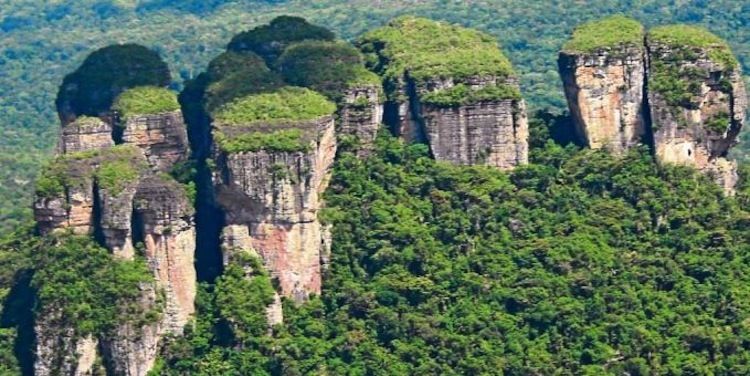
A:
558 16 647 153
357 16 528 169
559 19 747 194
209 87 337 324
647 25 747 194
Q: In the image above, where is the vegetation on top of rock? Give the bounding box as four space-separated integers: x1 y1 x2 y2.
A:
214 129 310 154
212 86 336 126
203 52 284 112
32 234 159 337
357 16 515 85
649 25 739 69
69 116 107 128
277 40 381 101
55 44 171 121
35 145 147 198
227 16 335 64
112 86 180 119
421 83 522 107
562 15 644 53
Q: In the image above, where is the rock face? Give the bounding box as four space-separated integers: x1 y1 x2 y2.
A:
121 111 190 172
648 39 747 194
214 116 336 315
33 110 195 375
559 46 647 153
338 85 383 155
59 116 114 154
559 22 747 194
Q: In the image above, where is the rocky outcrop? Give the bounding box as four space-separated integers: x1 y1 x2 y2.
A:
59 116 114 154
338 85 383 155
648 36 747 194
214 116 336 311
559 46 646 153
121 111 190 172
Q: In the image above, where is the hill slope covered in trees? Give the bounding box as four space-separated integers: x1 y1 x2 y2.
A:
1 0 750 233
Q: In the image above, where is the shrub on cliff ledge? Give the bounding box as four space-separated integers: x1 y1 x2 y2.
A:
649 25 738 69
112 86 180 119
562 15 644 53
422 83 522 107
357 16 515 84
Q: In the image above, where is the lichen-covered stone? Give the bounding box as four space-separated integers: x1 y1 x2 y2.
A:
558 46 646 152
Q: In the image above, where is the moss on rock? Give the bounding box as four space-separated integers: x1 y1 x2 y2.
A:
113 86 180 119
212 86 335 126
562 15 644 53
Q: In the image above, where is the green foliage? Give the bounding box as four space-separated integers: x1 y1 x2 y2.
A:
358 16 515 85
55 43 171 120
227 15 335 64
212 87 335 126
706 112 731 134
421 83 522 107
94 146 147 194
215 129 309 154
113 86 180 119
32 235 159 337
650 25 739 69
169 161 198 204
203 52 284 112
277 40 381 101
562 15 644 53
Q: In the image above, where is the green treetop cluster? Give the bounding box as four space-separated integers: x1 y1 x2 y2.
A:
357 16 515 84
277 40 381 101
562 15 644 53
36 145 147 198
55 44 171 121
227 15 335 65
112 86 180 120
202 52 285 112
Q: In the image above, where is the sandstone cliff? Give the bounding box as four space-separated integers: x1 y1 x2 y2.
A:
121 110 190 172
559 20 747 194
213 111 337 323
357 17 529 169
338 84 383 155
647 26 747 194
558 16 647 153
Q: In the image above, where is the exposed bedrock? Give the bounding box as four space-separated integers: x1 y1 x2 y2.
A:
121 110 190 172
338 85 383 155
558 46 646 153
214 116 336 312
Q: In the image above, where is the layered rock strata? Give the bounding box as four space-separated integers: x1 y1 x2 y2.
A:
121 110 190 172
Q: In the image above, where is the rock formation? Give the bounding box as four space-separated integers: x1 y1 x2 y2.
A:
647 25 747 194
210 88 337 324
558 16 647 153
33 44 195 376
338 84 383 155
358 16 528 169
559 19 747 194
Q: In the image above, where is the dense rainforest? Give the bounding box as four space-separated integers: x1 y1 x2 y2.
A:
2 0 750 233
2 2 750 375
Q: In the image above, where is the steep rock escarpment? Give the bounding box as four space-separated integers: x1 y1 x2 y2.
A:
209 87 337 324
338 84 383 154
559 20 747 194
33 45 195 376
357 16 528 169
558 16 647 153
647 25 747 194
